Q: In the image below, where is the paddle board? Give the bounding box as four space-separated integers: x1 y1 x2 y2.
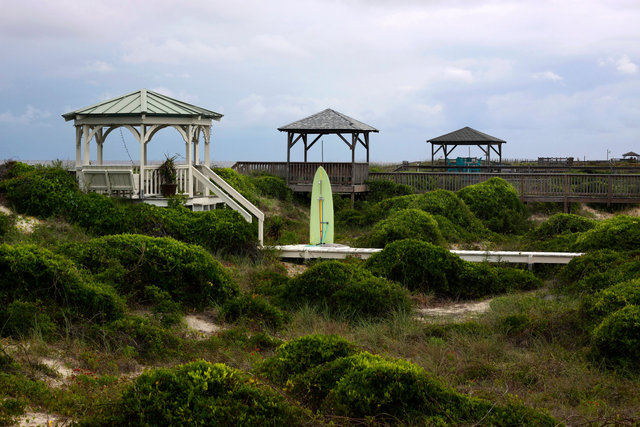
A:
309 166 334 245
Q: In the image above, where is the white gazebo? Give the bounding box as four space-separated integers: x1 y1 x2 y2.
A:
62 89 264 244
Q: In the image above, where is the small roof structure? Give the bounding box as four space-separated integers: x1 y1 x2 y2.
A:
427 126 506 165
278 109 378 186
622 151 639 158
63 89 222 170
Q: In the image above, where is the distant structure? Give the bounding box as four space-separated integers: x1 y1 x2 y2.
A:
622 151 639 161
427 127 505 165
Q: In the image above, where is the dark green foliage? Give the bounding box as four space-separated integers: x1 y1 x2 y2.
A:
0 212 12 237
410 190 483 231
212 167 258 203
364 180 414 203
0 244 125 324
0 397 26 426
363 194 419 224
251 269 290 297
365 240 542 298
0 301 56 339
259 335 558 426
457 177 529 234
144 286 183 327
364 239 465 295
591 305 640 369
336 208 366 227
365 209 445 248
66 192 131 235
278 261 411 319
105 361 307 426
2 161 35 179
423 321 491 340
574 215 640 251
63 234 239 308
581 278 640 321
560 250 640 294
561 250 629 284
258 334 358 384
103 315 181 359
220 294 289 330
0 166 79 218
253 175 292 201
529 213 595 240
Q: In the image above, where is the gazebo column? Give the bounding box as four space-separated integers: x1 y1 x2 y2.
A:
82 125 91 165
186 125 194 196
193 127 200 165
204 128 211 168
303 134 308 163
96 128 104 165
365 133 370 163
286 132 292 185
75 126 82 168
139 125 146 199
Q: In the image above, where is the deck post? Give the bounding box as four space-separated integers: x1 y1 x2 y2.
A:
139 125 146 199
204 127 211 168
82 125 90 165
286 132 292 185
75 126 82 168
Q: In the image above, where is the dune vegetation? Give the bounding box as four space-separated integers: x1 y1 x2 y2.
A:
1 161 640 425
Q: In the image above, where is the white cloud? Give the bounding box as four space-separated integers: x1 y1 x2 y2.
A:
122 38 241 64
83 60 113 73
251 34 310 58
532 71 563 81
616 54 638 74
0 105 51 124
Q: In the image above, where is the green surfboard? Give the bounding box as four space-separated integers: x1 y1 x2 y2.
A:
309 166 334 245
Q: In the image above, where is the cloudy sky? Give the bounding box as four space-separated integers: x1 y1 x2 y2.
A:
1 0 639 164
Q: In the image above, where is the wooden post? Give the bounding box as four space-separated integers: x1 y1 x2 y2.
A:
204 127 211 168
286 132 292 185
75 125 82 168
607 175 613 206
563 174 569 213
303 134 308 163
365 132 370 163
83 125 90 165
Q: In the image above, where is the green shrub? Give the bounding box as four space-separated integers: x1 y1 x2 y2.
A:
0 397 26 426
213 168 258 203
560 251 640 294
220 294 289 330
253 175 292 201
363 194 419 224
0 212 13 237
336 208 366 228
581 278 640 321
279 261 411 319
63 234 239 308
365 209 444 248
561 250 630 284
591 305 640 369
457 177 528 234
364 239 465 295
364 180 414 203
102 315 181 359
144 285 183 327
529 213 595 240
409 189 483 231
574 215 640 251
257 334 358 384
494 265 543 292
0 244 125 323
66 192 131 235
0 301 56 339
0 166 79 218
106 361 307 426
1 161 35 179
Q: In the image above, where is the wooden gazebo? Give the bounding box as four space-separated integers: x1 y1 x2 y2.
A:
277 108 378 194
427 127 506 165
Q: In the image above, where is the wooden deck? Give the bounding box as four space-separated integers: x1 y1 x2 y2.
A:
368 172 640 208
233 161 369 193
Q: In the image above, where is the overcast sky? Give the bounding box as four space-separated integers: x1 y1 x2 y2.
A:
1 0 639 164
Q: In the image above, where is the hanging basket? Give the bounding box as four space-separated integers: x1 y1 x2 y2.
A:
160 183 178 197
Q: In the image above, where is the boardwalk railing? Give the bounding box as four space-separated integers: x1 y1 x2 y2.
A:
233 161 369 186
368 172 640 205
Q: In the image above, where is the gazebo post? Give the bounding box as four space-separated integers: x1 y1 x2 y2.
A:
303 134 308 163
82 125 90 165
286 132 292 185
365 133 370 163
139 125 146 199
96 129 104 165
204 128 211 168
186 125 193 196
75 126 82 168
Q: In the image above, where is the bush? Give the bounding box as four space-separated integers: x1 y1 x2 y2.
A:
591 305 640 369
581 278 640 321
560 250 640 294
63 234 239 308
0 212 13 237
365 209 444 248
257 334 358 384
561 250 630 284
363 194 419 224
364 239 465 295
336 208 366 228
102 315 181 359
220 294 289 330
574 215 640 251
364 180 413 203
0 244 125 324
279 261 411 319
409 189 483 231
212 168 258 203
0 301 56 339
253 175 292 201
105 361 307 425
0 166 79 218
528 213 595 240
457 177 528 234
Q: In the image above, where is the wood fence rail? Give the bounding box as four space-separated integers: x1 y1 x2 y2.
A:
233 161 369 186
368 172 640 209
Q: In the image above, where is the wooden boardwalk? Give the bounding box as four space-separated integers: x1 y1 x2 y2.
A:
368 172 640 208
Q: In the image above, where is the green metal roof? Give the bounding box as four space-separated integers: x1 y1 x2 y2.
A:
62 89 223 121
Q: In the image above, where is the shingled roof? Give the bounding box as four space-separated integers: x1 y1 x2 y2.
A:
427 127 505 144
278 108 378 133
62 89 223 121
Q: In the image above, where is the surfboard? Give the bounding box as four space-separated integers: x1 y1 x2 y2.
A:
309 166 334 245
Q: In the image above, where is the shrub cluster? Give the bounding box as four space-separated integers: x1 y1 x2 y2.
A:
252 175 292 201
258 334 558 425
102 360 307 425
581 278 640 322
0 163 258 254
560 250 640 294
364 239 541 298
363 208 444 248
61 234 239 308
220 293 289 330
525 213 596 251
573 215 640 252
409 189 487 237
363 194 419 224
457 177 529 234
591 305 640 369
364 180 414 203
277 261 412 319
0 244 125 329
0 211 12 238
212 167 258 203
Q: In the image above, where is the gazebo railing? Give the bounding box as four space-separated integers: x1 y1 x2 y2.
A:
232 161 369 186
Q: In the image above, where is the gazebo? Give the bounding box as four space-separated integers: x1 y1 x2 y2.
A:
622 151 639 161
277 108 378 194
63 89 264 244
427 126 506 165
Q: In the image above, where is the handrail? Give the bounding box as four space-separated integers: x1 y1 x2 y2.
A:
194 165 264 246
